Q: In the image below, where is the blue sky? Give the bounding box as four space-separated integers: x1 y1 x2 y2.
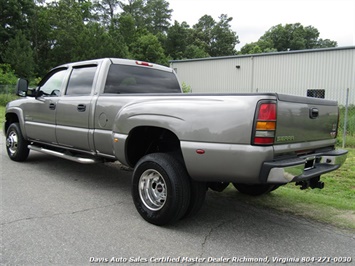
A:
168 0 355 50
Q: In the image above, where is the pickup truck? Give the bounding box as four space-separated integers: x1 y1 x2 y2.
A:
4 58 348 225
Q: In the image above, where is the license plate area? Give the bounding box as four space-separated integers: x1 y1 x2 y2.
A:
304 156 316 170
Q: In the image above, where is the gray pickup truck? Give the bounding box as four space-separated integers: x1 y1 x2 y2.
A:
4 58 348 225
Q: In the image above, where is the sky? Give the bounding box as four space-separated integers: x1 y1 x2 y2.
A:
167 0 355 50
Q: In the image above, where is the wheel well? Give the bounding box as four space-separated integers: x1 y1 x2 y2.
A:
4 113 19 133
126 126 182 167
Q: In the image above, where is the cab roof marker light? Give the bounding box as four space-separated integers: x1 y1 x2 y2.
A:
136 61 153 67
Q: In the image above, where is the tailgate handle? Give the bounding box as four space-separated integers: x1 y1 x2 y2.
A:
309 108 319 119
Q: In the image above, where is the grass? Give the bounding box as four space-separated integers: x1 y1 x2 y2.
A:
225 148 355 231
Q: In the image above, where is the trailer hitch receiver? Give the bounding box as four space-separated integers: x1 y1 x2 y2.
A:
296 176 324 190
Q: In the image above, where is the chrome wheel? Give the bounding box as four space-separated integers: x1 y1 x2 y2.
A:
5 123 29 161
139 169 167 211
6 130 18 156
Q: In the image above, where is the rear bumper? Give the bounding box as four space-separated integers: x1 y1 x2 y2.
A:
260 149 348 184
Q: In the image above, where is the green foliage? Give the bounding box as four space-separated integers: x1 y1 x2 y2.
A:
165 21 190 59
2 31 35 79
191 14 239 57
131 33 167 65
225 148 355 230
240 23 337 54
0 0 35 56
0 93 18 106
1 0 339 79
184 45 210 59
209 14 239 56
144 0 172 34
181 82 191 93
0 64 18 85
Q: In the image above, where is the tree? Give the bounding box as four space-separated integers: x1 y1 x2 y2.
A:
116 13 137 47
209 14 239 56
0 64 18 85
2 31 34 78
192 15 215 53
144 0 172 34
94 0 120 27
240 40 276 54
0 0 35 63
166 21 190 59
191 14 238 57
241 23 337 54
119 0 146 29
29 4 54 76
184 44 209 59
131 32 167 65
80 22 130 60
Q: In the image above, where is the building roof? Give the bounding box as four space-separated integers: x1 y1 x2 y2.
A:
170 46 355 64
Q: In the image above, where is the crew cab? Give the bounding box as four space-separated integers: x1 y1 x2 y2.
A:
4 58 348 225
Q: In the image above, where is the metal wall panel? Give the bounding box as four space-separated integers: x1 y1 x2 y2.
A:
170 47 355 105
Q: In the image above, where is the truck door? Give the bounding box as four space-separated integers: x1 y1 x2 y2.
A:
23 68 68 144
55 65 97 151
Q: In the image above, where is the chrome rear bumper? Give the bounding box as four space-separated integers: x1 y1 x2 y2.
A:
261 149 348 184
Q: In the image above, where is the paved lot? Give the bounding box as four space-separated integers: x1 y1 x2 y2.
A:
1 136 355 265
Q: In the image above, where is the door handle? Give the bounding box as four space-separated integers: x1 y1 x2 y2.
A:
77 104 86 112
49 103 56 110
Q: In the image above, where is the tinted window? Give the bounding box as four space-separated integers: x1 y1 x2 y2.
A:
66 66 97 96
104 64 181 94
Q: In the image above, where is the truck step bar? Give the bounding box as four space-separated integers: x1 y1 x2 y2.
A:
28 145 102 164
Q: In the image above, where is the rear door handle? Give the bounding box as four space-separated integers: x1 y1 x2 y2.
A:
77 104 86 112
49 103 56 110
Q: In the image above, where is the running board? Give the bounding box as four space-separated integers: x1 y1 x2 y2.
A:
28 145 102 164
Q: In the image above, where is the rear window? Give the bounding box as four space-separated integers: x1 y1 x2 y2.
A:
104 64 181 94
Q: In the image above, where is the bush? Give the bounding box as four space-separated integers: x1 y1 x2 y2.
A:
0 64 17 85
0 93 19 106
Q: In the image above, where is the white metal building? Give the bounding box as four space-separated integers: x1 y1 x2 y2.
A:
170 46 355 105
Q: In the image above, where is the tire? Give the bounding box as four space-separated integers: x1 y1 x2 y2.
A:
132 153 191 225
232 183 277 196
6 123 30 162
182 180 207 219
208 182 230 192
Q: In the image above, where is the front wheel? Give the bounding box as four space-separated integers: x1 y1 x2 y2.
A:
232 183 278 196
6 123 30 162
132 153 191 225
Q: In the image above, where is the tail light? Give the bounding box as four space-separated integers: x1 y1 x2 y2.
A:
252 101 277 145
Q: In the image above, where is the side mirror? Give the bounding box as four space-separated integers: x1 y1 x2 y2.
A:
16 78 29 97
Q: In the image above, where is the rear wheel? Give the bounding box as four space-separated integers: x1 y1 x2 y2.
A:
132 153 191 225
6 123 29 162
182 180 206 219
232 183 278 196
208 182 230 192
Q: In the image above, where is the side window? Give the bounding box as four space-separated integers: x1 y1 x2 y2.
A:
38 69 67 97
66 66 97 96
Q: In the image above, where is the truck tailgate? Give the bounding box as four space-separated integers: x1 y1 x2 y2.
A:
275 94 338 144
